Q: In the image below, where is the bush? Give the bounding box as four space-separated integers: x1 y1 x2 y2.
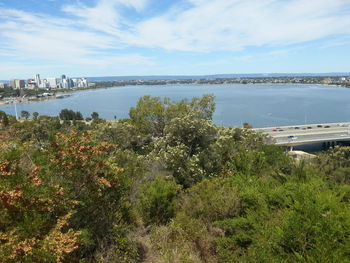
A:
0 150 81 262
139 176 181 225
179 177 240 222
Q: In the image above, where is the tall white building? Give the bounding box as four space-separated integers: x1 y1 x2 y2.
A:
77 78 88 88
46 78 58 89
35 74 41 87
9 79 25 89
39 79 49 89
0 83 8 89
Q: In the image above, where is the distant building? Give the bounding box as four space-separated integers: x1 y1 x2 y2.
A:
0 83 8 89
9 79 16 89
26 79 36 89
46 78 59 89
61 78 73 89
322 78 332 84
61 78 68 89
9 79 25 89
35 74 41 87
77 78 88 88
72 78 78 87
16 80 25 89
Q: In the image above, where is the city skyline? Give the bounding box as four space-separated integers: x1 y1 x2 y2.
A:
3 73 89 89
1 0 350 79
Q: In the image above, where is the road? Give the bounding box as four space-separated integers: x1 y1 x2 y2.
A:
254 122 350 146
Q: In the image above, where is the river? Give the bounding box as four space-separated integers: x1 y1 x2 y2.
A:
0 83 349 128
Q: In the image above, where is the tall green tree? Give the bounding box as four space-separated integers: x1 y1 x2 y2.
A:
59 109 84 120
129 94 216 137
91 112 99 120
0 110 9 126
32 111 39 120
20 110 30 119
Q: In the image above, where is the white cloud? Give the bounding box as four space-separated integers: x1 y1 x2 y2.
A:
319 37 350 49
1 0 350 78
62 0 148 36
125 0 350 51
0 5 154 77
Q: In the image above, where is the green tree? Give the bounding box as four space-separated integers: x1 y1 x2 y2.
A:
75 111 83 120
91 112 99 120
129 96 167 136
129 94 216 137
0 110 9 126
154 113 218 187
32 111 39 120
59 109 84 120
20 110 30 119
189 93 216 120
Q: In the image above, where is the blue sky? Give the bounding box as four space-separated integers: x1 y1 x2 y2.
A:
0 0 350 79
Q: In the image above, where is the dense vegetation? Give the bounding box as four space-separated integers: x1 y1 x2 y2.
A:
0 94 350 262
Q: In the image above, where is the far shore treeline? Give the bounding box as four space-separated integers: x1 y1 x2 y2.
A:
1 75 350 100
0 94 350 262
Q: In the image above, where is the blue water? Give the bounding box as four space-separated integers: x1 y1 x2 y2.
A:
1 84 349 128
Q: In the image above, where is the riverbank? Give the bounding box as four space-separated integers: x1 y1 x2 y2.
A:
0 93 71 106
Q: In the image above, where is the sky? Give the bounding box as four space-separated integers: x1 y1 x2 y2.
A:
0 0 350 79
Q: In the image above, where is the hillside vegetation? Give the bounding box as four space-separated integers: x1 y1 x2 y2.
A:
0 95 350 262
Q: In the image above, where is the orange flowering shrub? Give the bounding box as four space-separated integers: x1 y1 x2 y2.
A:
48 131 126 254
0 159 81 262
49 131 122 191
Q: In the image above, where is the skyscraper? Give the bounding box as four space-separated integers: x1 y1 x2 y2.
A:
35 74 41 87
9 79 25 89
47 78 58 89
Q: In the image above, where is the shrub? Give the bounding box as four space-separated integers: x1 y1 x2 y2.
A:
179 177 240 222
139 176 181 225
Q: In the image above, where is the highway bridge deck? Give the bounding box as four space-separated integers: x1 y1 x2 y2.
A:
254 122 350 146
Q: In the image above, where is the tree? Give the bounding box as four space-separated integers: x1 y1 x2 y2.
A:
154 113 218 187
243 122 253 129
91 112 99 120
59 109 84 121
75 111 83 120
129 96 167 136
0 111 9 126
129 94 216 137
20 110 30 120
190 94 216 120
32 111 39 120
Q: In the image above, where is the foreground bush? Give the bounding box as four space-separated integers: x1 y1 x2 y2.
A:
1 96 350 262
0 151 81 262
138 176 181 225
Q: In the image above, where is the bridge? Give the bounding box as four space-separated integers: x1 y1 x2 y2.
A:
254 122 350 147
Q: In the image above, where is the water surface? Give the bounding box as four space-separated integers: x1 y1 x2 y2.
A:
1 84 349 128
